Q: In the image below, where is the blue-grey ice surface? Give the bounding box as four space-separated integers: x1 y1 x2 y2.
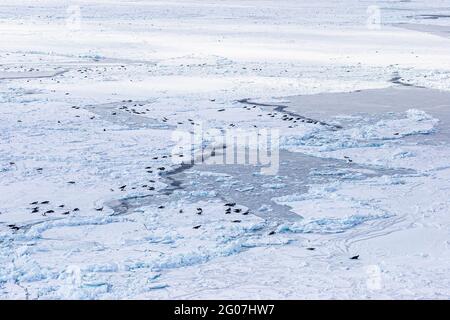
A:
1 0 450 299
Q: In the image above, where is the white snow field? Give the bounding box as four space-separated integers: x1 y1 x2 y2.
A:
1 0 450 299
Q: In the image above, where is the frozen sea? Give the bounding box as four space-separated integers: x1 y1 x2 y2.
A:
0 0 450 299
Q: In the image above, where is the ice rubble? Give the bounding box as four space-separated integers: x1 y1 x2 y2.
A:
282 109 438 152
281 109 446 171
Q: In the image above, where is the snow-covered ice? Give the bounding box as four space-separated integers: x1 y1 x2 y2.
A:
1 0 450 299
